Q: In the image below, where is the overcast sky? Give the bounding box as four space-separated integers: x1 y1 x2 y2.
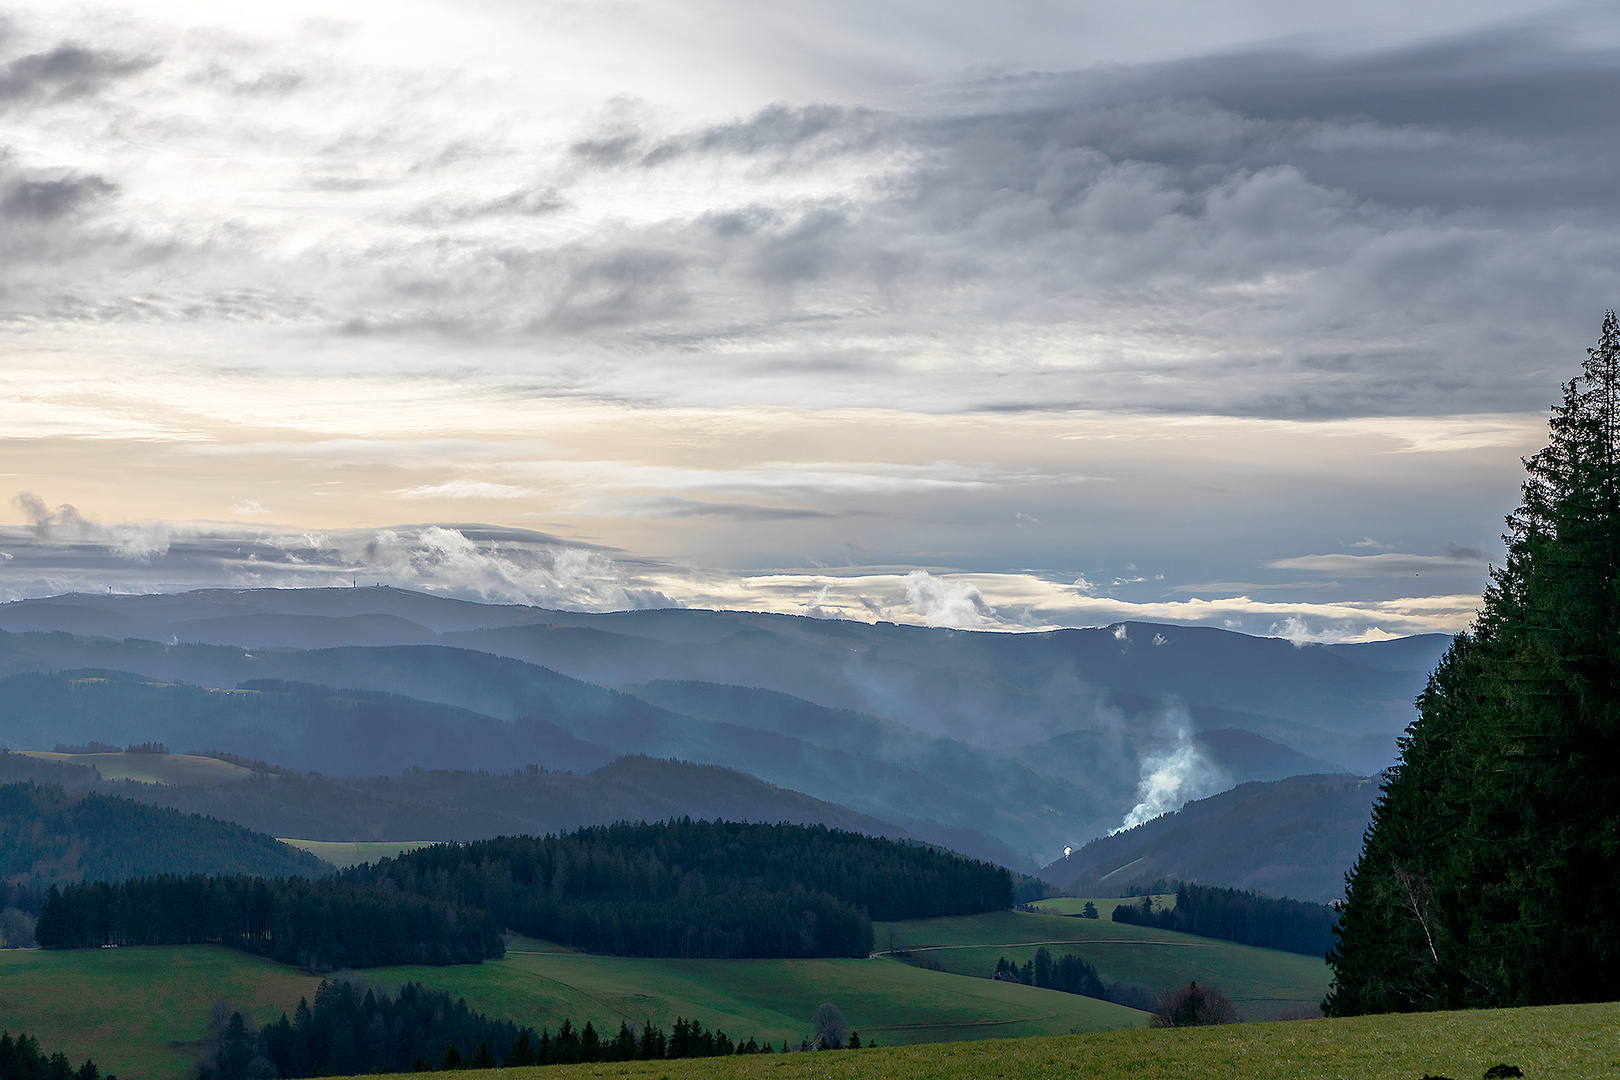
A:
2 0 1616 640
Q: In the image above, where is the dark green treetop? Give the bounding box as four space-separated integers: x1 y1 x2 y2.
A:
1325 312 1620 1015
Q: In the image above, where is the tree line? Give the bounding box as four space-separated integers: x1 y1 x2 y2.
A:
1327 314 1620 1014
201 980 789 1080
1109 883 1338 956
0 1032 111 1080
993 948 1156 1011
37 819 1009 964
34 876 500 968
344 819 1013 959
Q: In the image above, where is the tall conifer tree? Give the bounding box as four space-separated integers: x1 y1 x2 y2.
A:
1326 312 1620 1015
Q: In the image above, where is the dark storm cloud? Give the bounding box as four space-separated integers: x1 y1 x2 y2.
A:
0 172 116 220
0 42 154 108
493 29 1620 417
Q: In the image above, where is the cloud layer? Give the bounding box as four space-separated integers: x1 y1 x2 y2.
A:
0 2 1609 640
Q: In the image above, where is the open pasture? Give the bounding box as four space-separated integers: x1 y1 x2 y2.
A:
0 936 1143 1080
366 935 1143 1048
401 999 1620 1080
17 750 256 786
0 944 321 1080
877 909 1329 1019
1024 894 1177 916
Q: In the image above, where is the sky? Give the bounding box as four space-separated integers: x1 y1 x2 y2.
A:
2 0 1618 641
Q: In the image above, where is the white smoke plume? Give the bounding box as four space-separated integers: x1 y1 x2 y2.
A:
1111 705 1230 834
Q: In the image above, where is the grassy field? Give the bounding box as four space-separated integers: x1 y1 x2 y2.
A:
360 1000 1620 1080
277 839 435 867
1025 894 1177 916
364 936 1143 1050
0 945 321 1080
17 750 255 785
876 910 1329 1020
0 936 1144 1080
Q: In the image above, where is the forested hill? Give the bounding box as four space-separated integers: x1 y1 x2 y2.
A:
349 820 1015 958
0 781 328 890
1044 773 1378 904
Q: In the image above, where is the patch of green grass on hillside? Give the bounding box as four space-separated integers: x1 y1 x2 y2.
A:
1025 894 1177 916
277 839 434 868
366 936 1143 1049
18 751 256 786
0 945 321 1080
876 910 1328 1019
371 1000 1620 1080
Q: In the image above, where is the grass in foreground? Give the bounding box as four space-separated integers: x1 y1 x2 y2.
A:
876 910 1329 1019
355 1000 1620 1080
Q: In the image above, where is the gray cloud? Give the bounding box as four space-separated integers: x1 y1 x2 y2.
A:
589 496 838 521
3 9 1619 425
0 173 116 221
1266 548 1491 576
0 509 674 610
0 43 154 108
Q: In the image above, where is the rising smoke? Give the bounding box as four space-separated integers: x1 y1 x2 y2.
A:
1110 705 1230 834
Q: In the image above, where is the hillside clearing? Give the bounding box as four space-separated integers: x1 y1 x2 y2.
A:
17 750 255 785
877 910 1329 1019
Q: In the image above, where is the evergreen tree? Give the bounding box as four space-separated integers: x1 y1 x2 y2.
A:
1326 312 1620 1015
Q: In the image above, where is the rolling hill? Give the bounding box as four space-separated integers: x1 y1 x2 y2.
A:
0 587 1446 861
1042 773 1380 903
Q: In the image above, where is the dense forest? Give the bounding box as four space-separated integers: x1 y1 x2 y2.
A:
0 1032 111 1080
1328 314 1620 1014
34 875 500 967
1109 883 1338 957
35 819 1007 963
207 980 777 1079
348 820 1013 958
0 781 326 891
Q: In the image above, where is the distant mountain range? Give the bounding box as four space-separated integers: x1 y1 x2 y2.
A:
0 748 932 855
0 587 1446 868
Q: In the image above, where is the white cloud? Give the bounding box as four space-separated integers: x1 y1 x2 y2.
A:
395 482 536 500
903 569 994 629
1267 550 1490 575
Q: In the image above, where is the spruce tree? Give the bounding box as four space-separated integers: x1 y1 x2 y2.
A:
1326 312 1620 1015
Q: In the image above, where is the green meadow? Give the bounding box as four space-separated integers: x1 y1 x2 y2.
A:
876 909 1329 1020
395 1000 1620 1080
0 931 1143 1080
0 944 322 1080
1023 894 1177 916
1 918 1605 1080
17 751 255 786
